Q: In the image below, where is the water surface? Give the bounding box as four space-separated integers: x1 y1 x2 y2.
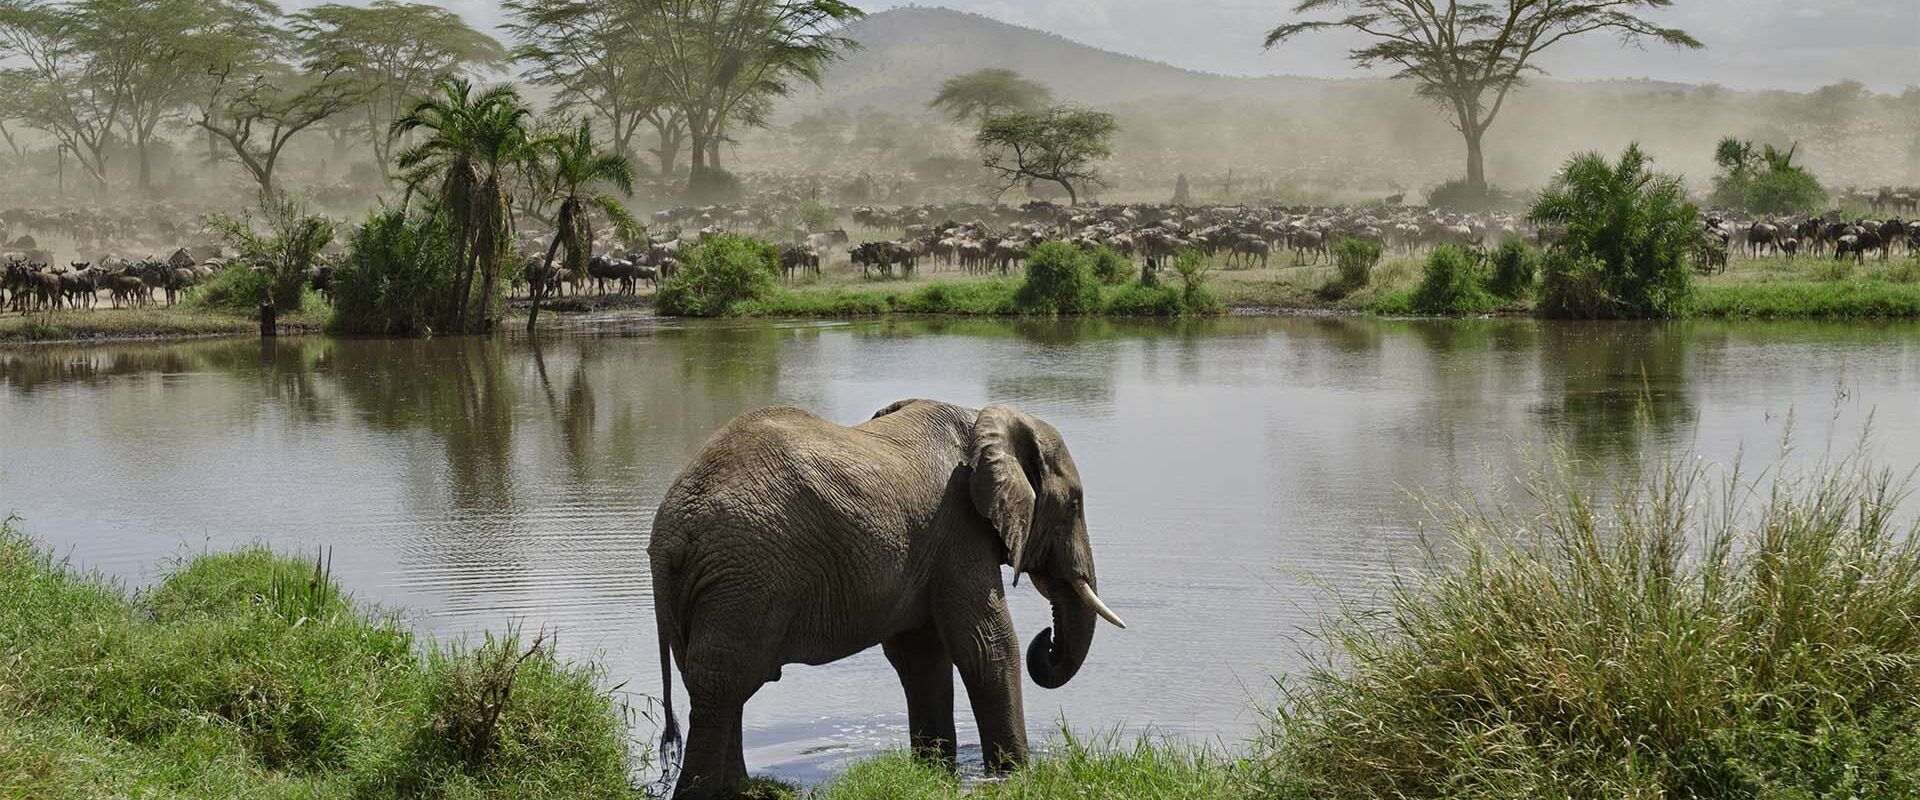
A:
3 315 1916 782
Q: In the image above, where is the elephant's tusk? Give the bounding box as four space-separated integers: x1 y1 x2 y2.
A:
1074 580 1127 629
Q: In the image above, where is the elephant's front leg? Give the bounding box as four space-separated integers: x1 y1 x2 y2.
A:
940 585 1028 772
883 625 957 769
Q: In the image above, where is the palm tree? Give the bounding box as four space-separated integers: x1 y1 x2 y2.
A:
391 77 532 331
524 119 639 332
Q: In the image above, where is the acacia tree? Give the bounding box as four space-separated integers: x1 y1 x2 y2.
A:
1265 0 1702 194
0 0 124 191
293 2 506 182
68 0 230 193
504 0 682 176
625 0 862 199
976 106 1117 206
928 68 1052 128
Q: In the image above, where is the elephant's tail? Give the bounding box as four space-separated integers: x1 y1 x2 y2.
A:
655 606 683 785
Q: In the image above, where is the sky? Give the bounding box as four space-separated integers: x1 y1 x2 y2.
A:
366 0 1920 93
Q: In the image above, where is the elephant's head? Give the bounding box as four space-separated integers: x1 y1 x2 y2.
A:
969 405 1126 690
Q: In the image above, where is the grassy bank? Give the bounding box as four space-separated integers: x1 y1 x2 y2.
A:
0 306 328 344
0 522 640 798
1690 280 1920 319
7 447 1918 798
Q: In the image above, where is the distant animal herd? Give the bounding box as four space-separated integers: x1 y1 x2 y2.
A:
4 186 1917 315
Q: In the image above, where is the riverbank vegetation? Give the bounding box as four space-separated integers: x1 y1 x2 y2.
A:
0 521 639 798
10 442 1916 798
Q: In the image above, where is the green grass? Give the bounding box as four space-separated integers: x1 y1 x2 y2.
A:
737 277 1221 318
1690 279 1920 320
756 733 1256 800
0 522 642 799
1257 451 1920 799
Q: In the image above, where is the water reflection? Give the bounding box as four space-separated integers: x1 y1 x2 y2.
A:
4 315 1919 784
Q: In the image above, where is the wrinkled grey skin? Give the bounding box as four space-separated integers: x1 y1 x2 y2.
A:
649 399 1120 799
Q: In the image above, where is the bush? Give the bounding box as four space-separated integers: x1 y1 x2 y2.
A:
1327 237 1383 296
1102 282 1186 316
656 233 780 317
197 193 334 313
1089 246 1132 285
1530 144 1697 319
1258 454 1920 799
1709 138 1828 215
1486 239 1542 299
1407 246 1495 315
330 206 462 335
688 167 744 204
1014 242 1101 315
785 199 836 233
1168 248 1224 314
1426 178 1523 212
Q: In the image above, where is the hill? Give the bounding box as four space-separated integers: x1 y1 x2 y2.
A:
796 6 1329 112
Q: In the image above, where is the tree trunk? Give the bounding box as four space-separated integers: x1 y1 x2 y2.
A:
529 203 572 334
136 131 153 195
1059 179 1077 206
1464 126 1487 194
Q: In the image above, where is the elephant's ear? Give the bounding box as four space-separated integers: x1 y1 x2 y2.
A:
970 405 1038 584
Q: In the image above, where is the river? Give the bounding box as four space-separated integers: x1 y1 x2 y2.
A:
3 314 1917 783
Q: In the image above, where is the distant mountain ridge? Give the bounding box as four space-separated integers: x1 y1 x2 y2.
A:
794 6 1328 112
793 5 1700 113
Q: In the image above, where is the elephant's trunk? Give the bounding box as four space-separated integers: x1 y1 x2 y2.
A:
1026 577 1100 689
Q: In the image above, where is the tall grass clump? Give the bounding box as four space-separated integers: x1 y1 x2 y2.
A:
1531 143 1697 319
1258 452 1920 799
657 233 780 317
1015 241 1102 315
0 522 642 798
330 205 463 335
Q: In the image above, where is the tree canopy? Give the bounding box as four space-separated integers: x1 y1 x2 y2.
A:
1709 138 1826 216
976 106 1118 206
929 68 1052 128
1265 0 1702 193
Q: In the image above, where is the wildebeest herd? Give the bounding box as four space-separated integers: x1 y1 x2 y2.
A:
2 247 218 313
5 186 1917 316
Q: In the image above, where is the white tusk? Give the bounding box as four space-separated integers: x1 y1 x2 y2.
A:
1073 580 1127 629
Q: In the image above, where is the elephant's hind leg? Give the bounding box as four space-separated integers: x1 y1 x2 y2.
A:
883 625 958 769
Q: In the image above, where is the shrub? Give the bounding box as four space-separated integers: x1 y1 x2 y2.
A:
1327 237 1383 295
1407 245 1495 315
1425 178 1523 212
1258 454 1920 799
330 206 462 335
785 199 836 233
1102 282 1185 316
656 233 780 317
1486 239 1542 299
688 167 744 204
1530 144 1697 319
1089 246 1132 285
1014 242 1101 315
1709 137 1828 215
197 193 334 313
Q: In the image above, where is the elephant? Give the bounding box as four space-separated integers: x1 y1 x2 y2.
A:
649 399 1126 799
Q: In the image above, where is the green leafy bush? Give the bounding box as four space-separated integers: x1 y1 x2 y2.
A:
657 233 780 317
1530 144 1697 319
1089 246 1132 285
786 199 836 232
1014 242 1101 315
1327 237 1383 295
1407 246 1495 315
330 206 462 336
196 193 335 313
1102 282 1185 316
1709 137 1828 215
1426 178 1523 212
1487 239 1542 299
1168 249 1224 315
